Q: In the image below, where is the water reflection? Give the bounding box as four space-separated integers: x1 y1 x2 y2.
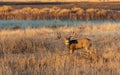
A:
0 20 119 29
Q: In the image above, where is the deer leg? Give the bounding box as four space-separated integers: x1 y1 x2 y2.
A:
85 47 91 54
70 49 74 55
86 47 97 55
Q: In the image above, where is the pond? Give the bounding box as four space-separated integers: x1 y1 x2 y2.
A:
0 20 120 29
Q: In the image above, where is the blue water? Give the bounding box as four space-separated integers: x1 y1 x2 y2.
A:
0 20 119 29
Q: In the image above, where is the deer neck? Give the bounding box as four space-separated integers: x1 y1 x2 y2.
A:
65 40 70 48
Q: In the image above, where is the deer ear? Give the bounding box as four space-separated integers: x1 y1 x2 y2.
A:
68 36 72 40
63 37 67 40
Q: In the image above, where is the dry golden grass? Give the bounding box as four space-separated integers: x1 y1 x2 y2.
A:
0 24 120 75
0 5 119 20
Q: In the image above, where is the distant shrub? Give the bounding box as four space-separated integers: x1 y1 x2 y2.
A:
49 7 59 14
0 5 13 12
96 9 107 15
51 6 59 10
86 8 97 14
71 7 82 13
32 8 41 14
21 7 32 13
58 9 70 15
41 7 50 12
76 8 84 15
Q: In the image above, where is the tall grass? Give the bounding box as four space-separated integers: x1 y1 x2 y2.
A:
0 24 120 75
0 6 119 20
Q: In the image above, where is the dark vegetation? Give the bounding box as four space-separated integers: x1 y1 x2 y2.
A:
0 2 120 10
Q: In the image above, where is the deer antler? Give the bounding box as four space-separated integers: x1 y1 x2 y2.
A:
56 32 61 39
69 31 77 39
68 36 72 40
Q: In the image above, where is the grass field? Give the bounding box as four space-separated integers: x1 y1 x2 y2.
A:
0 2 120 75
0 24 120 75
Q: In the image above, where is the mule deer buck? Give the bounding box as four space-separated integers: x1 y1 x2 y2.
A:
64 36 92 55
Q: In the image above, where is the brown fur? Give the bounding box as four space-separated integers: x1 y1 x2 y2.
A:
64 37 91 55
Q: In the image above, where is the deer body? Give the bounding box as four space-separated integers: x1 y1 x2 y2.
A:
64 37 91 55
